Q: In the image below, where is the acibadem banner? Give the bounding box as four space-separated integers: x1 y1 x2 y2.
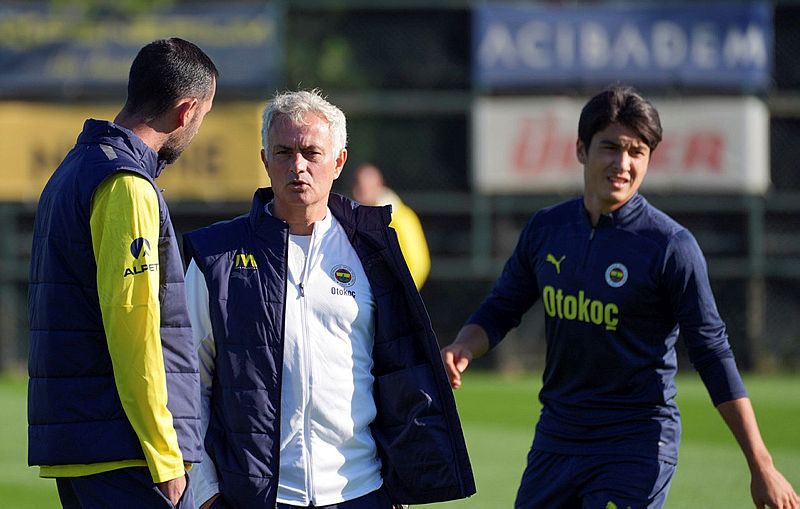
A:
473 2 772 90
0 3 283 97
0 102 269 202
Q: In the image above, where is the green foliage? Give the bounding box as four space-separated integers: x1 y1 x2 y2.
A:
2 371 798 508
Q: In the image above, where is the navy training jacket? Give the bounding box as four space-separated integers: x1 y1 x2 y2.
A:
183 188 476 507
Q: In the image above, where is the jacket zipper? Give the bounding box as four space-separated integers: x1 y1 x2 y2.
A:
299 229 315 501
582 227 596 271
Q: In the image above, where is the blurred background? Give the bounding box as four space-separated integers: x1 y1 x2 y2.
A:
1 0 799 376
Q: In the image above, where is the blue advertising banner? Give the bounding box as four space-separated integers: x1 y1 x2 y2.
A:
0 3 283 97
473 2 772 90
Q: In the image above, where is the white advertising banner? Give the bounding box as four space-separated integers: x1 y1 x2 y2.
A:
472 96 770 194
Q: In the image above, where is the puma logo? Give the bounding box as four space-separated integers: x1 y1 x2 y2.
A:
231 270 253 287
546 254 565 274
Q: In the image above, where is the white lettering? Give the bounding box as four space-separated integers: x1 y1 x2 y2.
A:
479 22 518 69
723 25 767 69
580 22 610 68
653 21 688 69
691 24 718 69
614 24 649 69
478 13 768 78
517 21 552 69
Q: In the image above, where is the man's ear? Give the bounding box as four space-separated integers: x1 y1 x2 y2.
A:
333 148 347 180
576 138 587 164
176 98 199 128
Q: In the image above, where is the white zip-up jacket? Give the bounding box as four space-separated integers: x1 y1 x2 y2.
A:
187 207 382 507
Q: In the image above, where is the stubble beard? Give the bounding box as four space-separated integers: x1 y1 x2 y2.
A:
159 119 201 164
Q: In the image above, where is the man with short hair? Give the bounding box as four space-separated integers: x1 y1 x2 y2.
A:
441 85 799 509
184 89 475 509
28 37 217 508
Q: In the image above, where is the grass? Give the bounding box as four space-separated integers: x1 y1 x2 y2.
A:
430 371 800 509
0 373 60 507
2 371 798 508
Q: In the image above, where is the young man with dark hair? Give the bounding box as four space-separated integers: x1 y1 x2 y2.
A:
441 85 798 509
28 37 217 508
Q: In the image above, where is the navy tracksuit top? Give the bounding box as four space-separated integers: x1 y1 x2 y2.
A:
468 194 747 462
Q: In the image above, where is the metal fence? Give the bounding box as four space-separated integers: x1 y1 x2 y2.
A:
2 1 800 372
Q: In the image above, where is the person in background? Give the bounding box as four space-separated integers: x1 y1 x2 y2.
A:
441 85 799 509
28 38 217 508
352 163 431 289
184 89 474 509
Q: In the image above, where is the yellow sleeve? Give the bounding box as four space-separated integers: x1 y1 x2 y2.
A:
90 172 185 483
390 202 431 290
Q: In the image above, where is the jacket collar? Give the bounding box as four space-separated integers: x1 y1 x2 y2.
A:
248 188 392 234
581 192 647 228
79 119 167 178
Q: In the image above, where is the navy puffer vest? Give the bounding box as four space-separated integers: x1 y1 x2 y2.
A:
183 189 475 507
28 120 201 466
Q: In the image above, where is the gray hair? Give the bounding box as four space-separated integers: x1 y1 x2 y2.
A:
261 89 347 156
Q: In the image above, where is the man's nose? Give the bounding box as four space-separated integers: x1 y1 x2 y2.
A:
615 150 632 171
290 152 307 173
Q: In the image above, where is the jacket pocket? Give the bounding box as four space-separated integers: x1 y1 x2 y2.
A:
373 365 459 500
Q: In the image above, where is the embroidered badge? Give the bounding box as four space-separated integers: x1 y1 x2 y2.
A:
331 264 355 287
605 263 628 288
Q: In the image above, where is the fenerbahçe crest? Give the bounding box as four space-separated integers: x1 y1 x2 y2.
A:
331 264 355 287
605 263 628 288
123 237 158 277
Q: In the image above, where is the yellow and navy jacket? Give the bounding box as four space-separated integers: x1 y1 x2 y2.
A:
28 120 201 479
467 194 747 463
182 188 475 508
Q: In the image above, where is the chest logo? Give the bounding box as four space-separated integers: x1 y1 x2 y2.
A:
546 253 565 274
605 263 628 288
331 264 356 287
234 253 258 269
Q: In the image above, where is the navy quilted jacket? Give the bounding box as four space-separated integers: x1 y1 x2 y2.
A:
183 188 475 507
28 119 201 466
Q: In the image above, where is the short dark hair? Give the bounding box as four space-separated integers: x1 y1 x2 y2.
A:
578 85 663 152
121 37 218 120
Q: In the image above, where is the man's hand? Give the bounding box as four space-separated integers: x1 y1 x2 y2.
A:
716 398 799 509
440 324 490 389
441 344 473 389
751 463 799 509
157 474 187 507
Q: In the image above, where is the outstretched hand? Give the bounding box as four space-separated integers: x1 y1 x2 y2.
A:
441 344 473 389
440 324 490 389
751 464 799 509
